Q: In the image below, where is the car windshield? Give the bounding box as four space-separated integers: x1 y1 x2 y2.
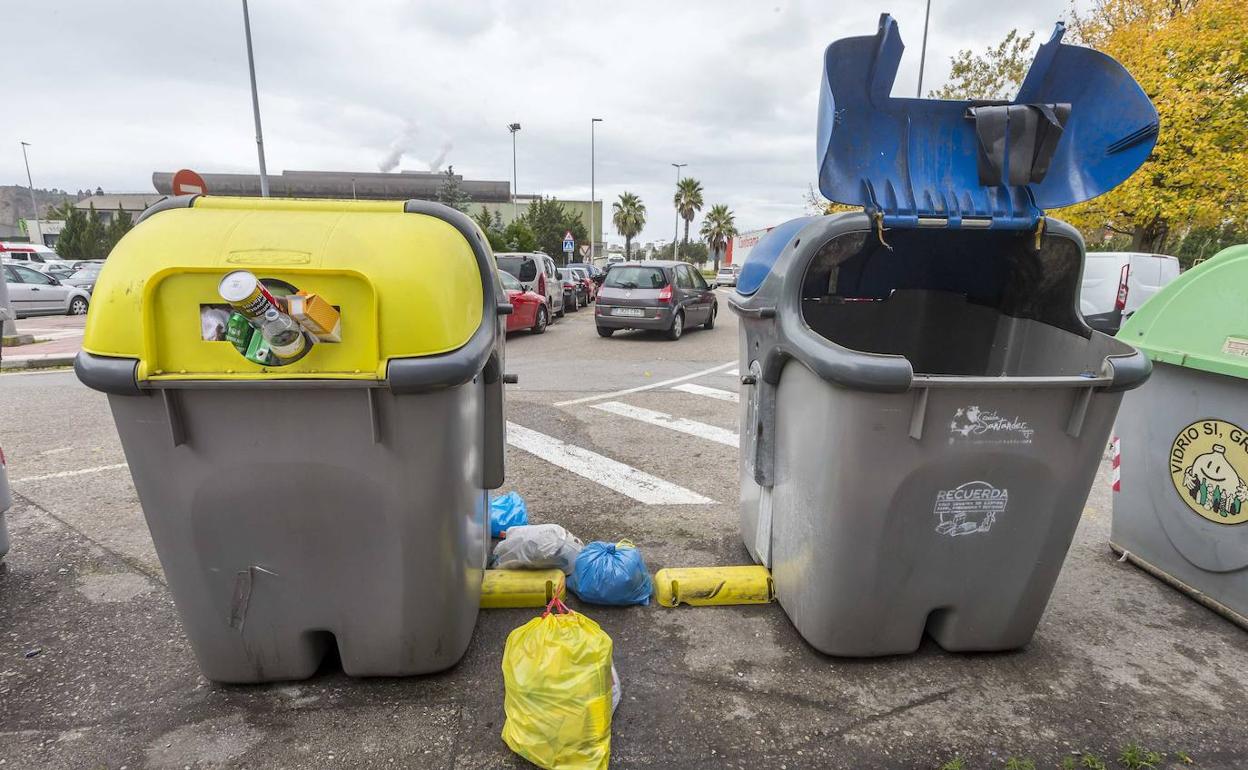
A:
718 268 735 274
604 266 667 289
498 271 522 291
70 265 101 280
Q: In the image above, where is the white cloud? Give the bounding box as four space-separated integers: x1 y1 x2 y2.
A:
3 0 1086 243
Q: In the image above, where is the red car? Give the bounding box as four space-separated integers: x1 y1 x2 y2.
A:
499 271 550 334
569 265 597 303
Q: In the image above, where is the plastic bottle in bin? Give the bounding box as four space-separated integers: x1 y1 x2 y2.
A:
259 308 308 361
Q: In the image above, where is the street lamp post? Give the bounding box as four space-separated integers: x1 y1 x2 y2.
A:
917 0 932 97
671 162 686 261
20 142 38 226
590 118 603 264
241 0 270 197
508 123 522 222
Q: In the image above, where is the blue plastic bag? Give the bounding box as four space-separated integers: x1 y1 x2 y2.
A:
570 540 653 606
490 492 529 538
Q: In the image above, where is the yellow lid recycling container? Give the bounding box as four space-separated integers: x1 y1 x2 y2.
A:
75 195 508 683
80 196 494 383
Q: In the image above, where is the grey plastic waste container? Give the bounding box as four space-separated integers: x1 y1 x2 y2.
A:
75 196 508 682
729 15 1156 656
1111 244 1248 629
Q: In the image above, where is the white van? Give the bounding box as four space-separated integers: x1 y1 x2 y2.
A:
1080 251 1180 334
495 252 565 318
0 241 60 265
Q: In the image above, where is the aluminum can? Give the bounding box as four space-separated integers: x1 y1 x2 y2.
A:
218 271 280 322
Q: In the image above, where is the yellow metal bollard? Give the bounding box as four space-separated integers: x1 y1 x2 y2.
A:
480 569 567 609
654 566 775 607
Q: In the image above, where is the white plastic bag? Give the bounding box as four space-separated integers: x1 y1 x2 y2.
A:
492 524 584 575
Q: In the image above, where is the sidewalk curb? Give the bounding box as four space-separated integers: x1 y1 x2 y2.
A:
1 354 77 371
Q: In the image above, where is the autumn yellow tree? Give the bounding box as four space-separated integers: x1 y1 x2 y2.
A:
1058 0 1248 251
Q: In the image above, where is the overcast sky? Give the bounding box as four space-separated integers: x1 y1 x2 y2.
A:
5 0 1085 244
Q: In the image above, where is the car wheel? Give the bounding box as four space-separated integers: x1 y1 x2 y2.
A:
568 295 579 312
666 311 684 340
704 303 717 329
68 296 89 316
597 326 614 338
555 300 565 318
531 305 549 334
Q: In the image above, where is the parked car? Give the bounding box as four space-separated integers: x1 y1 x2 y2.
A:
571 262 606 286
566 266 596 303
2 263 91 317
64 263 103 294
0 444 10 564
557 268 583 311
497 252 565 318
498 270 549 334
714 265 740 288
0 241 59 266
594 260 717 340
1080 251 1180 334
38 263 78 282
606 255 626 266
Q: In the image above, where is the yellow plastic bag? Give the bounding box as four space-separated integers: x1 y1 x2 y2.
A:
501 598 614 770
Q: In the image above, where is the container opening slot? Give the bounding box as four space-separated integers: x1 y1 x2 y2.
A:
799 228 1119 377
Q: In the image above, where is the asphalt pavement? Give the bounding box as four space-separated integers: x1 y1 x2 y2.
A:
1 292 1246 769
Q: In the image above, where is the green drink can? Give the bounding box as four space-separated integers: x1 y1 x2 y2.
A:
244 328 276 366
226 312 254 354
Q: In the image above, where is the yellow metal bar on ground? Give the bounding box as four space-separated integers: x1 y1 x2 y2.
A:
654 565 775 607
480 569 567 609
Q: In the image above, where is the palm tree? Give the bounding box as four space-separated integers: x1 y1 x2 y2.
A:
699 204 737 272
612 192 647 259
673 177 704 247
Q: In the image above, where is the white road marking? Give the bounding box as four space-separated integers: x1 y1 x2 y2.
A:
725 368 739 377
39 447 74 456
591 401 738 447
13 463 129 484
671 383 739 403
506 422 713 505
553 361 736 407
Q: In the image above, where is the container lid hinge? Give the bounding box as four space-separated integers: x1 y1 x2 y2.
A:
872 210 893 251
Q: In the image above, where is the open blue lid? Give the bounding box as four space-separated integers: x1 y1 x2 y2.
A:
817 14 1158 230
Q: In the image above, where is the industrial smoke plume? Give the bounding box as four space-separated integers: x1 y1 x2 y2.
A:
378 121 419 172
378 122 453 173
428 142 454 173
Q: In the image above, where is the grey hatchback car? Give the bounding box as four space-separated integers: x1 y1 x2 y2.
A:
594 261 717 340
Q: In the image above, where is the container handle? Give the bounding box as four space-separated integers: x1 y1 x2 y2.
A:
1101 349 1152 393
482 354 506 489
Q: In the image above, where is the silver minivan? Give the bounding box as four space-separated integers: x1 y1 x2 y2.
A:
496 252 565 318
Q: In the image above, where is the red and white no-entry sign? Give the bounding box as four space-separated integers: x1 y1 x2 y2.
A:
172 169 208 196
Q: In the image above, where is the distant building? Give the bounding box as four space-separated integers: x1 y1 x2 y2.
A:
153 169 509 205
150 169 603 251
20 218 65 247
75 193 167 225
